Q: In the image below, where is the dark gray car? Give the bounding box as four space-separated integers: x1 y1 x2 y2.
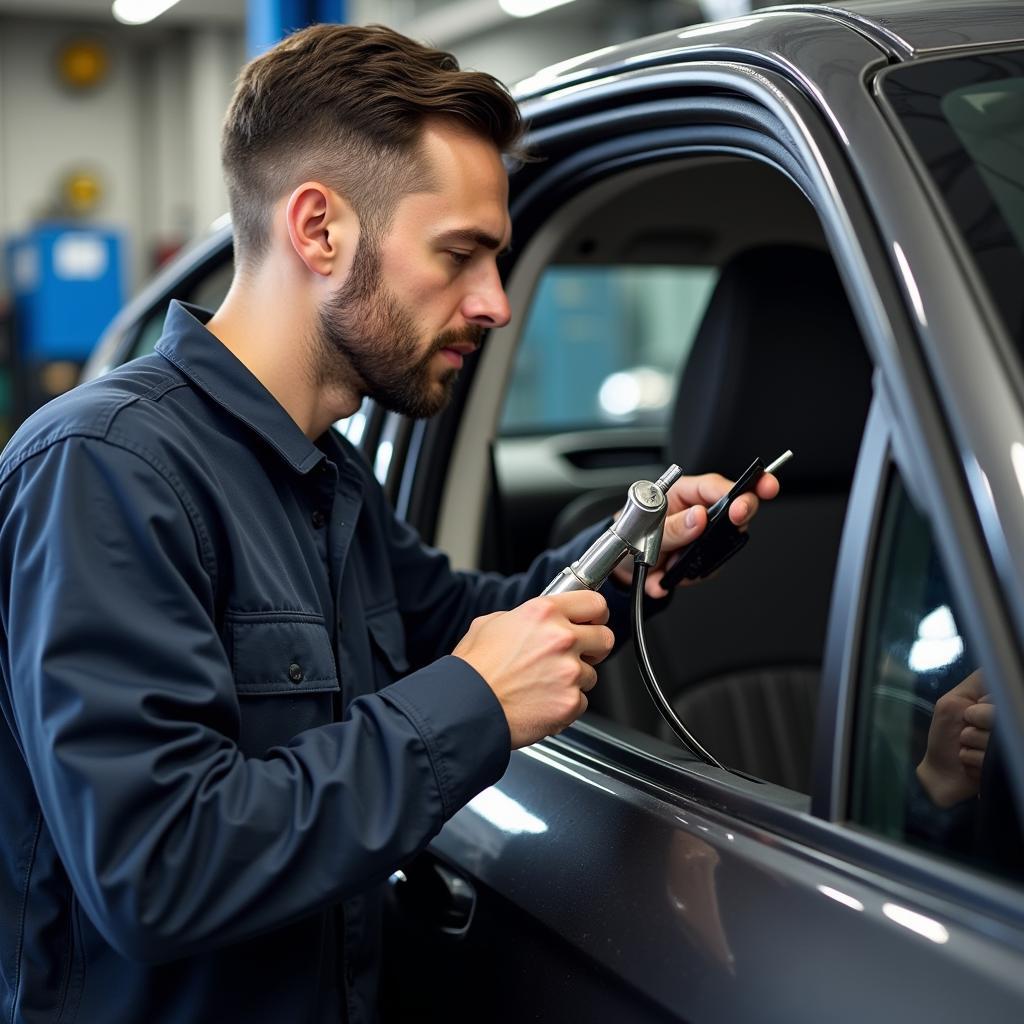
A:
86 2 1024 1019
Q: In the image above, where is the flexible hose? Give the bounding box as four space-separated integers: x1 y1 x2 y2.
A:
631 561 725 771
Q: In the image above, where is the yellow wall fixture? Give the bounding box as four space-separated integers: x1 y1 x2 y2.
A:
112 0 183 25
61 170 104 217
55 39 110 91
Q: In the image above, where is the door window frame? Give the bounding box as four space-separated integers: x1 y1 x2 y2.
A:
396 60 1024 895
818 389 1024 919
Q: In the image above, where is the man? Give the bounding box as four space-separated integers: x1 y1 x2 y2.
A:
0 23 777 1024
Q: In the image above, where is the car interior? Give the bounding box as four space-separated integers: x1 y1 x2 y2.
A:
438 155 875 795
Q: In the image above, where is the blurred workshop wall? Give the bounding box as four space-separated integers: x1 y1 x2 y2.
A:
0 16 242 296
0 0 764 437
393 0 705 90
0 7 242 433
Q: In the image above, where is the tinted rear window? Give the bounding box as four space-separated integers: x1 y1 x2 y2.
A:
882 50 1024 348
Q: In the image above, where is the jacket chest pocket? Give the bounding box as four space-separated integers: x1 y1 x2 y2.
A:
228 614 340 757
365 607 410 694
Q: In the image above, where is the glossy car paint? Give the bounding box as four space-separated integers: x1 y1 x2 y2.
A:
432 726 1024 1020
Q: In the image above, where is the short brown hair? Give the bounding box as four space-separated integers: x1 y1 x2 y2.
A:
222 23 523 271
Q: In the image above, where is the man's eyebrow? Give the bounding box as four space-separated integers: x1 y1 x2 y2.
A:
435 228 511 256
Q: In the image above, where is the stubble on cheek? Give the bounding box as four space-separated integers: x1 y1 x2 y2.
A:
313 234 486 418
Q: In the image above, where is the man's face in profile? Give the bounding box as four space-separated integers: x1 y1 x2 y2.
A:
314 120 512 419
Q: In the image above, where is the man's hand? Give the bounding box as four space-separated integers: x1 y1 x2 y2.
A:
917 669 993 808
453 591 614 749
612 471 781 598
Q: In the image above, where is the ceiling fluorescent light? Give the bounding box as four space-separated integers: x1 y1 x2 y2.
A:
499 0 578 18
112 0 183 25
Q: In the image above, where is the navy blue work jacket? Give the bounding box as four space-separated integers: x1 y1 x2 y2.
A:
0 302 622 1023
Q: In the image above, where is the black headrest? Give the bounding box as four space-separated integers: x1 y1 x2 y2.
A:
667 245 873 491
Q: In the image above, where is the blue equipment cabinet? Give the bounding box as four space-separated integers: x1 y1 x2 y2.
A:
6 224 125 362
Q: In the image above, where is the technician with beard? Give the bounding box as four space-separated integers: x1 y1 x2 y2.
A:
0 24 777 1024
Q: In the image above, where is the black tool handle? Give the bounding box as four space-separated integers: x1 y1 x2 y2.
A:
658 456 764 590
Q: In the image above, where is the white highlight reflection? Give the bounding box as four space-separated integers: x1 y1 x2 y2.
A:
817 885 864 912
598 367 672 419
1011 442 1024 501
466 788 548 835
339 409 366 446
698 0 752 20
883 903 950 944
676 17 759 40
909 604 964 672
893 242 927 327
374 441 393 484
500 0 576 17
112 0 181 24
522 746 616 795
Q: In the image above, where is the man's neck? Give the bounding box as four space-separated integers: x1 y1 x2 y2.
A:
205 269 362 439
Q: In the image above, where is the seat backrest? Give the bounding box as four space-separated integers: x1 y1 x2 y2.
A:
604 244 873 791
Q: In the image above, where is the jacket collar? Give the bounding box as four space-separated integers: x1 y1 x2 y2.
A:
155 300 327 475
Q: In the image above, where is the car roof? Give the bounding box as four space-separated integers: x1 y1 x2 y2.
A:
514 0 1024 100
807 0 1024 54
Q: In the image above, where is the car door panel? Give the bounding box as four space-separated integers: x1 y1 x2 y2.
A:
394 727 1024 1022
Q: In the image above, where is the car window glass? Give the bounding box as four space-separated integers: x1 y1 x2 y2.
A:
483 155 871 799
851 470 1023 883
132 305 167 360
128 257 235 361
498 265 716 435
882 50 1024 353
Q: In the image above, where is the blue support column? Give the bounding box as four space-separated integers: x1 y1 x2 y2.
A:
315 0 347 23
247 0 348 58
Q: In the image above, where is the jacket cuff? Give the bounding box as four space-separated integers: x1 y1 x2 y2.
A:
378 656 511 819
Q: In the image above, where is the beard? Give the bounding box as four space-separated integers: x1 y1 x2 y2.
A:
314 237 483 420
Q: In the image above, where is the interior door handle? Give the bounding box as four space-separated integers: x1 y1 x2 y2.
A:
388 857 477 937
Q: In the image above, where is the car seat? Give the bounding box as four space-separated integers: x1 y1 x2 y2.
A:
595 244 873 792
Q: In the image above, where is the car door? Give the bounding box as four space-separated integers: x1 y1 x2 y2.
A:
379 24 1024 1024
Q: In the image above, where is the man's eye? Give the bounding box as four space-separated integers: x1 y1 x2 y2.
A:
448 251 472 266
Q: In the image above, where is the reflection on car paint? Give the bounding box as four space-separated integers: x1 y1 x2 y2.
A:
882 903 950 945
817 885 865 912
666 829 735 974
465 787 548 836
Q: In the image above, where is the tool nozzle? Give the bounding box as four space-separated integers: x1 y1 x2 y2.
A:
654 464 683 494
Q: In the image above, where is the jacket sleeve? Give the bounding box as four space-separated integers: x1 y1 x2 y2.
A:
0 436 509 963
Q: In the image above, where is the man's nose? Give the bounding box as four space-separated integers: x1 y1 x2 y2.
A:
462 264 511 329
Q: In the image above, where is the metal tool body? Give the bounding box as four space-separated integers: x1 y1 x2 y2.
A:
542 465 683 595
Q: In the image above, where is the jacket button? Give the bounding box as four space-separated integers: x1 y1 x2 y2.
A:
312 509 326 529
288 663 304 684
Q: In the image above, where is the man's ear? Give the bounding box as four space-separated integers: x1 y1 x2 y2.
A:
285 182 358 278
